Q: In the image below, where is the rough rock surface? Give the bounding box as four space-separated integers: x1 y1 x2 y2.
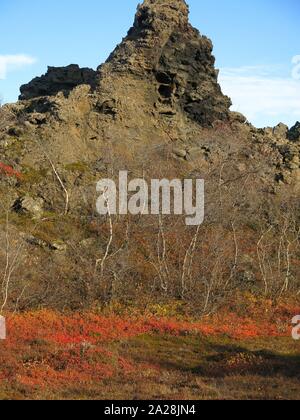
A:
19 64 96 100
288 121 300 142
13 196 44 219
99 0 231 126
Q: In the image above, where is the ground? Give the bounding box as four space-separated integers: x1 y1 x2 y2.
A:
0 302 299 400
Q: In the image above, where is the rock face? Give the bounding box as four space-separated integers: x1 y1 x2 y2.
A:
273 123 288 139
99 0 231 126
19 64 96 100
17 0 231 128
288 121 300 142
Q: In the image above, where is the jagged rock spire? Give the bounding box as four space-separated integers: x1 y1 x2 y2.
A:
100 0 231 126
103 0 190 72
19 0 231 127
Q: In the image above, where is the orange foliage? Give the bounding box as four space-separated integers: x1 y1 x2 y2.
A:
0 162 22 179
0 304 298 392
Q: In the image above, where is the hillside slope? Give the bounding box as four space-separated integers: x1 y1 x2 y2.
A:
0 0 299 312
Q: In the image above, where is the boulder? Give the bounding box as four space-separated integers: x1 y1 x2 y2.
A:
50 241 67 252
173 147 187 159
273 123 288 139
13 196 44 219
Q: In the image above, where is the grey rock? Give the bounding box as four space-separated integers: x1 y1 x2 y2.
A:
173 148 187 159
50 241 67 252
273 123 288 139
24 234 66 252
13 196 44 219
25 235 48 249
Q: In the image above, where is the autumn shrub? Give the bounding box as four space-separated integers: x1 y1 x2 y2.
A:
0 162 22 179
0 154 299 314
0 305 298 392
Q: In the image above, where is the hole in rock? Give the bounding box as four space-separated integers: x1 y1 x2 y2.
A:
155 72 173 85
158 85 174 99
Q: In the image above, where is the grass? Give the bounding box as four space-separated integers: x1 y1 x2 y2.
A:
0 309 299 400
113 335 300 400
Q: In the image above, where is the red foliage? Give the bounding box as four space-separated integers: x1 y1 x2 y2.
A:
0 162 22 179
0 305 298 392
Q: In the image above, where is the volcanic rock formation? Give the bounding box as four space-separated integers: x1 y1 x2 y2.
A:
19 0 231 127
19 64 96 100
99 0 231 126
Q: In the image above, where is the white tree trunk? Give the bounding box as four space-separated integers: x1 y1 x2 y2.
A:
0 316 6 340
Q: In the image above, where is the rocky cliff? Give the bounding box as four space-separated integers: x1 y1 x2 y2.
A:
99 0 231 126
18 0 231 128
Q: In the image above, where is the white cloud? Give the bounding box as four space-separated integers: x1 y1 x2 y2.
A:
219 65 300 127
0 54 36 80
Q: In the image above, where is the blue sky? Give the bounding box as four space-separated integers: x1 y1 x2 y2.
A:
0 0 300 127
